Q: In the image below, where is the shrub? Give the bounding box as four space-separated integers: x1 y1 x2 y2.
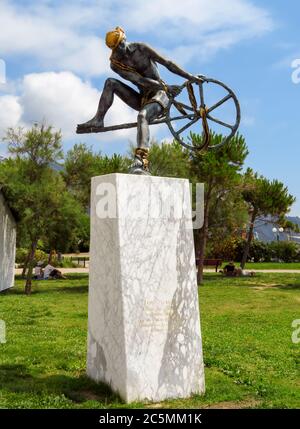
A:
268 241 300 263
208 238 300 263
16 248 48 265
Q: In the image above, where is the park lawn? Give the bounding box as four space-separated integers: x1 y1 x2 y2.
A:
222 262 300 270
0 273 299 409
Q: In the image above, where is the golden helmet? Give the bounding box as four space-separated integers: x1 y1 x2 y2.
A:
105 26 126 50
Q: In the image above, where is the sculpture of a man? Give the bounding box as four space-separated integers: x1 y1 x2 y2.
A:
77 27 197 174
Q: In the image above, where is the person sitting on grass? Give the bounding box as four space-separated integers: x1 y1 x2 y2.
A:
221 262 255 277
222 261 237 276
43 263 67 280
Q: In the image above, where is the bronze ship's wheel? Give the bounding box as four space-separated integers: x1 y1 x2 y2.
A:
165 76 241 152
76 76 241 154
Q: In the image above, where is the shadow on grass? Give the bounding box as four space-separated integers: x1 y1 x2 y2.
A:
277 283 300 290
8 275 89 296
15 274 88 281
0 364 121 406
201 273 300 290
6 285 88 296
58 286 88 294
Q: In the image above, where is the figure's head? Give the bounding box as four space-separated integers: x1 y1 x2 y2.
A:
105 26 126 50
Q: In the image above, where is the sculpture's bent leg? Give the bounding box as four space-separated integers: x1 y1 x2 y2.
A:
137 103 163 149
130 102 163 175
77 78 142 129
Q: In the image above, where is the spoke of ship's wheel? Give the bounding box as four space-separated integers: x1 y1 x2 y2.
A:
173 101 195 112
153 113 195 126
176 117 199 135
207 94 232 114
198 82 205 107
206 114 233 129
162 113 195 124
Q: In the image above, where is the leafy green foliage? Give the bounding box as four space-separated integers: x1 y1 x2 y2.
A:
16 248 48 265
240 170 296 268
0 124 89 293
189 133 249 283
243 169 296 219
62 143 131 208
149 140 190 178
210 238 300 263
4 123 63 172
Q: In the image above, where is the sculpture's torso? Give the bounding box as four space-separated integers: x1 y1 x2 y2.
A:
110 43 161 89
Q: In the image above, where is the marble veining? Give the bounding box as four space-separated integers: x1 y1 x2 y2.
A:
87 173 205 403
0 192 16 292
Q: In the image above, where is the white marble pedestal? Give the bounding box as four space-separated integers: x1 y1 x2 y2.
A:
87 173 205 403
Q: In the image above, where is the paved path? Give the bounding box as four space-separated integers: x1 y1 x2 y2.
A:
15 268 300 275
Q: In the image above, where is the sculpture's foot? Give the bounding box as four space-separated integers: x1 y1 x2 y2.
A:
76 117 104 133
129 148 151 176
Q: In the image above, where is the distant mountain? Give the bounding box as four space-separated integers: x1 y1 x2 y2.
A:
0 157 64 171
287 216 300 226
50 162 64 172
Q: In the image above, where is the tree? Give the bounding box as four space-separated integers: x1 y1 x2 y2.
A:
148 140 190 178
189 133 249 284
206 186 248 252
62 143 130 209
0 124 89 294
240 169 296 268
4 123 63 178
0 157 87 294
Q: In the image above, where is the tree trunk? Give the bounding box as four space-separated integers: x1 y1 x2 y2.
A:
25 240 38 295
197 219 209 285
21 248 31 278
197 184 212 285
240 210 257 269
48 249 56 264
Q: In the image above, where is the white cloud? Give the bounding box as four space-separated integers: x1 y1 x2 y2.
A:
0 95 22 130
0 0 273 150
120 0 272 36
20 72 99 137
0 0 273 76
0 71 138 141
0 0 110 76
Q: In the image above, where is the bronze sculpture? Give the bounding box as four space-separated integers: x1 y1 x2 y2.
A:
77 27 240 175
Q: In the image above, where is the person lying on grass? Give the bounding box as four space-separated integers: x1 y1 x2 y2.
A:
43 264 67 280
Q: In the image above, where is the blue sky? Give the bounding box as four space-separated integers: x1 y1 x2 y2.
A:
0 0 299 215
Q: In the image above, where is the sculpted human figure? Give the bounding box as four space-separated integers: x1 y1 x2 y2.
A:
77 27 197 174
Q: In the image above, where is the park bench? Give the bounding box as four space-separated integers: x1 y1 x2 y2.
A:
195 258 223 272
70 256 90 268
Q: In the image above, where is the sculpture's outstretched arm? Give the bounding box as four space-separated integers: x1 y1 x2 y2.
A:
111 63 163 92
141 44 195 81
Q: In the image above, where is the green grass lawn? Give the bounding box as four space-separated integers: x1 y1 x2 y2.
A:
0 273 299 409
222 262 300 270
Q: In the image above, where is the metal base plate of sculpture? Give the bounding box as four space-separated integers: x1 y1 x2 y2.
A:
76 26 241 173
